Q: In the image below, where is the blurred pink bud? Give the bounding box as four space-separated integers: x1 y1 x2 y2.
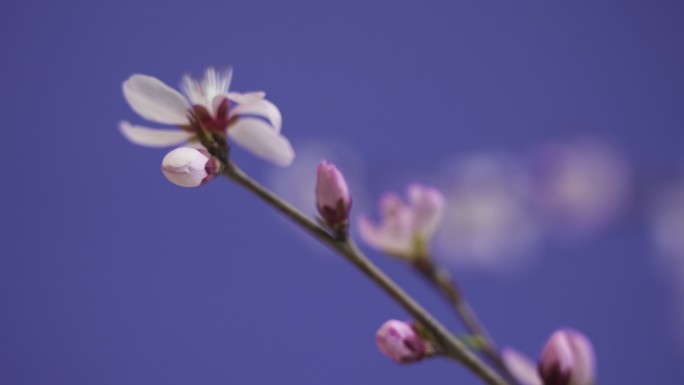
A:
502 329 595 385
539 329 596 385
315 160 352 228
359 184 444 258
375 320 428 364
161 147 219 188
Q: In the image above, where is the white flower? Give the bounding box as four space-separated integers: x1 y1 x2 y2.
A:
119 67 294 166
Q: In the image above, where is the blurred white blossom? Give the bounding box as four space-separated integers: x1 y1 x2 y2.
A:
649 179 684 348
434 154 542 272
528 138 632 238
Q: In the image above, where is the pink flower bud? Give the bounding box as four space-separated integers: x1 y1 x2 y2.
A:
161 147 219 188
375 320 428 364
315 160 352 228
539 329 596 385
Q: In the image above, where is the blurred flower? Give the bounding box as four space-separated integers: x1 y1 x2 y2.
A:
375 320 429 363
161 147 219 187
503 329 595 385
359 184 444 259
649 180 684 348
120 67 294 166
528 138 631 238
650 181 684 266
434 154 541 272
316 160 352 230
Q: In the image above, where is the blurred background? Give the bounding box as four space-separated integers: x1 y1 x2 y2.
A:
1 0 683 384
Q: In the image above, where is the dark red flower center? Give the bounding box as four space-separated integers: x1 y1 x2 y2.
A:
190 98 235 133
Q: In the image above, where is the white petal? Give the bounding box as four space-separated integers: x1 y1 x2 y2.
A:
501 349 543 385
231 99 282 132
228 118 294 166
119 121 193 148
226 91 266 104
182 68 233 110
123 74 190 125
407 184 445 238
358 216 389 250
358 216 414 257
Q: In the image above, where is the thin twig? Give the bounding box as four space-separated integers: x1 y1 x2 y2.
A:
413 260 517 383
221 163 509 385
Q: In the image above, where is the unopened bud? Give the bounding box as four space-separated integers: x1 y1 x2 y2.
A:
161 147 219 188
375 320 428 364
315 160 352 230
539 329 595 385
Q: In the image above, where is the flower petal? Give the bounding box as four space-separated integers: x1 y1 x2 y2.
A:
123 74 190 125
358 215 414 257
407 184 445 238
119 121 193 147
226 91 266 105
228 118 294 166
232 99 282 132
358 216 389 250
501 349 543 385
565 329 596 385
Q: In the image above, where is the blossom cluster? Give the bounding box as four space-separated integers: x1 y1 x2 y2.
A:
120 68 295 186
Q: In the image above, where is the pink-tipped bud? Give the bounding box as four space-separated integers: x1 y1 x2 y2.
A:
375 320 428 364
161 147 219 188
315 160 352 229
539 329 596 385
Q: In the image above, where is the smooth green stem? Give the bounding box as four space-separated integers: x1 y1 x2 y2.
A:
221 162 509 385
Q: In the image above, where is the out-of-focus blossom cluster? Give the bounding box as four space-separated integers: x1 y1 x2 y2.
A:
529 139 632 240
649 178 684 347
353 136 633 272
432 138 633 272
435 154 541 271
650 181 684 268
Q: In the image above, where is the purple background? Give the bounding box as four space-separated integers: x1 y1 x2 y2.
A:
2 0 683 384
